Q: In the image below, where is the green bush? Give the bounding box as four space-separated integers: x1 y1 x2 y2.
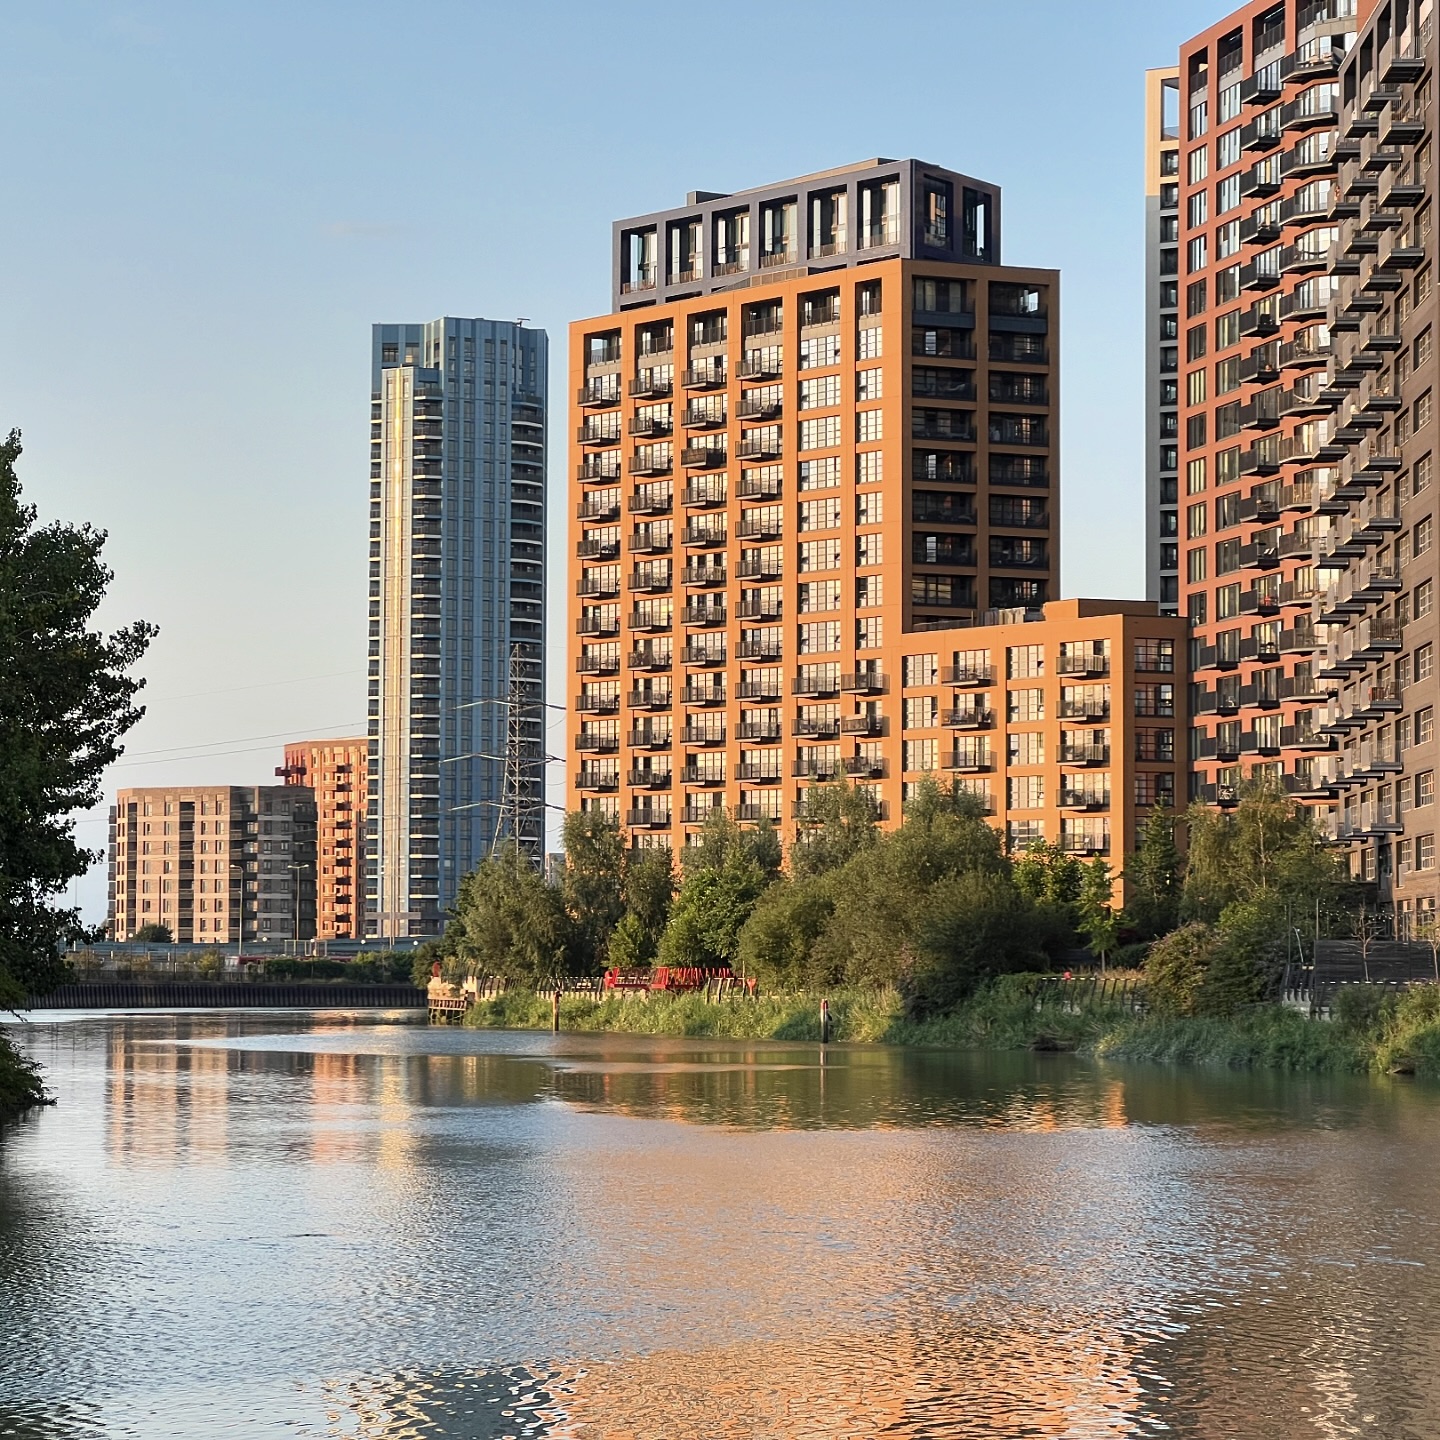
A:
0 1034 47 1119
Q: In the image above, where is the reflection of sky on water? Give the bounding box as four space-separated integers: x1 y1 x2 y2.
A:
2 1013 1440 1438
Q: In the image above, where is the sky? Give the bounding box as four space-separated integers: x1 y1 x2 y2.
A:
0 0 1225 925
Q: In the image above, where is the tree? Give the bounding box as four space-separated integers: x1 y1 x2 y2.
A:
0 431 155 998
658 837 771 970
1416 909 1440 986
614 844 674 965
790 781 880 878
442 844 571 986
559 810 626 972
1012 840 1083 907
737 869 843 988
1124 807 1181 938
132 922 173 944
1076 857 1120 972
1182 776 1345 923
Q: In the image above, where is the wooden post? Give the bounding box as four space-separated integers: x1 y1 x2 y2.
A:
819 997 831 1045
552 989 561 1033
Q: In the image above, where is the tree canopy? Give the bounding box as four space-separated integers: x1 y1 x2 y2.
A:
0 431 154 997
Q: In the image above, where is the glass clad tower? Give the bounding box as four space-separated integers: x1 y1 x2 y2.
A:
367 318 547 939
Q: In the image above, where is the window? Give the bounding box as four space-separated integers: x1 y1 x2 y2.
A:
852 452 880 486
1216 128 1241 170
905 739 938 774
1216 538 1241 575
1187 458 1207 494
1187 325 1207 361
1009 732 1045 765
1418 517 1434 557
857 490 882 524
1419 771 1435 807
1420 835 1436 872
799 497 841 531
1134 638 1175 672
857 368 882 400
857 326 882 360
1009 775 1045 809
798 416 840 451
798 621 841 654
1187 546 1207 583
798 580 840 613
902 696 938 729
857 410 883 442
1188 191 1209 227
799 539 841 571
1215 357 1240 394
1188 146 1208 182
1187 369 1207 405
1187 280 1208 317
1187 502 1207 538
1009 688 1045 722
1418 391 1434 432
799 375 841 410
1008 644 1044 678
1420 707 1435 745
856 575 883 608
1418 580 1435 620
799 334 840 369
1215 582 1241 618
903 653 938 687
1188 236 1208 274
858 616 883 649
1215 311 1239 350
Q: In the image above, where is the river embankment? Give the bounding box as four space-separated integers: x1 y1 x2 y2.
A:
460 976 1440 1079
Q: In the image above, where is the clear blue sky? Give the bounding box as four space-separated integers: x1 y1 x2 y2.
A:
1 0 1222 924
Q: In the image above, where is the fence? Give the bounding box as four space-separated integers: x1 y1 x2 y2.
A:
29 982 427 1010
1031 975 1147 1013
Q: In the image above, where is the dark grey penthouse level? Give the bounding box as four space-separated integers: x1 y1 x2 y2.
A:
612 158 1004 311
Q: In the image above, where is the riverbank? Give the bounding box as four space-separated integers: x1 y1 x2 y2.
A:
461 978 1440 1079
0 1032 48 1121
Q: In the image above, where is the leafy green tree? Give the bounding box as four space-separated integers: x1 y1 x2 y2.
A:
443 844 571 985
737 869 843 988
1077 857 1121 972
1012 840 1083 907
560 810 626 972
1182 776 1345 923
132 922 173 944
1123 807 1182 938
790 781 880 878
611 844 674 966
659 813 774 969
0 431 155 998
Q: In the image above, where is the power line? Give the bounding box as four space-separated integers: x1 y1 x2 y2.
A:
114 721 368 762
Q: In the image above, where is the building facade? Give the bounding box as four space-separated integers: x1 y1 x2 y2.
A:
108 785 316 943
1160 0 1440 925
278 738 367 939
564 161 1201 864
1146 66 1184 611
367 318 547 940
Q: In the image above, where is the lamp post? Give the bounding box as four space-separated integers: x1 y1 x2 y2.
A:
287 861 313 957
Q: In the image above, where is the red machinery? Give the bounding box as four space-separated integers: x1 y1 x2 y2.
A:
602 966 735 993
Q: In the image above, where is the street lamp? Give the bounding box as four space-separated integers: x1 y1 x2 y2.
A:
287 861 313 957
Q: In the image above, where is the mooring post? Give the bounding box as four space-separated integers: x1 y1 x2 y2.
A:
552 988 561 1033
819 996 831 1045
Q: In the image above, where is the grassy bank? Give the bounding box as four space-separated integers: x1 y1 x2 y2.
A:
462 977 1440 1080
0 1032 48 1121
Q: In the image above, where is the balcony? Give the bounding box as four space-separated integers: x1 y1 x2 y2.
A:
737 721 783 742
681 443 726 470
682 482 727 509
1058 834 1110 856
792 718 841 740
793 674 841 698
682 404 726 430
737 555 782 581
738 472 782 501
576 575 620 599
627 649 672 671
737 678 782 701
792 758 842 781
842 672 888 695
576 614 620 638
1058 702 1111 723
735 764 782 783
629 375 672 400
627 689 672 710
737 434 783 461
681 685 726 707
628 568 671 593
577 537 620 561
626 610 672 633
681 602 726 627
577 423 622 448
574 770 618 793
940 665 993 686
629 453 672 478
681 563 726 589
1057 655 1109 678
681 766 726 787
840 715 887 736
625 809 672 828
627 768 672 789
628 530 671 555
1059 789 1110 811
737 514 783 541
946 750 993 774
682 522 726 548
681 643 726 667
737 355 783 381
574 734 619 754
575 694 620 715
1059 744 1110 766
735 629 783 661
577 381 620 408
681 366 725 390
681 727 726 748
738 595 782 621
737 395 783 421
576 652 619 676
577 498 621 522
941 708 994 730
628 729 672 750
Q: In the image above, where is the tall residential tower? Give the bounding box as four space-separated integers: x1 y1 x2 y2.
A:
367 318 547 939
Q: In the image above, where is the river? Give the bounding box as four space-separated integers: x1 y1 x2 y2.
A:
2 1010 1440 1439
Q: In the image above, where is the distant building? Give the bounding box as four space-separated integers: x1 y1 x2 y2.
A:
367 318 548 940
278 738 367 939
108 785 317 943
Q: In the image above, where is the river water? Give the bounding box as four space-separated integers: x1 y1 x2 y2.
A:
3 1012 1440 1439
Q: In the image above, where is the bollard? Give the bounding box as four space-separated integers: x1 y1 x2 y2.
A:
819 996 831 1045
552 989 561 1033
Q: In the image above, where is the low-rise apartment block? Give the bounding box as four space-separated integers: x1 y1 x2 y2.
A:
108 785 317 943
